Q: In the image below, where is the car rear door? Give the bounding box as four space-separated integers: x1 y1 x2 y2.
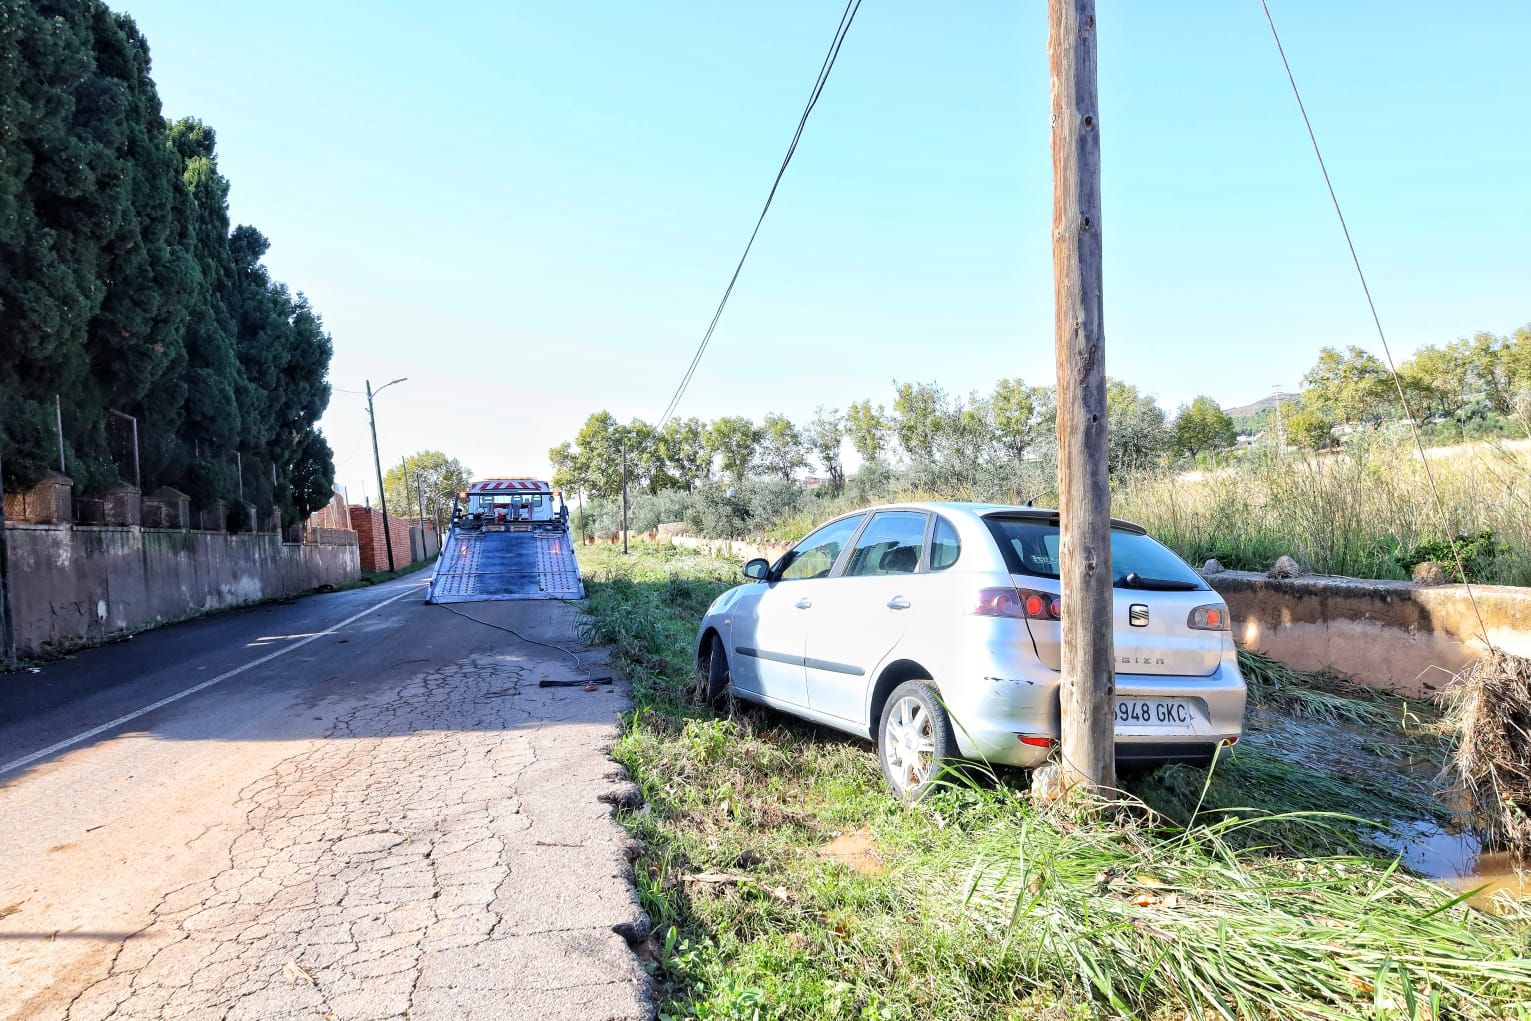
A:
803 510 930 723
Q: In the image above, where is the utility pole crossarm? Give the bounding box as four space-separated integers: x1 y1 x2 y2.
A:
1049 0 1116 794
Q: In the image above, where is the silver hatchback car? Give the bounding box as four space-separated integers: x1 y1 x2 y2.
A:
695 503 1247 798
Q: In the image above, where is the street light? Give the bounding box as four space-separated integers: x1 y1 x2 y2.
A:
366 377 408 572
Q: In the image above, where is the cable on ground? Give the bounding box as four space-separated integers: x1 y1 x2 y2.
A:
431 601 587 672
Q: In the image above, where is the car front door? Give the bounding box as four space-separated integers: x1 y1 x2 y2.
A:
804 510 930 724
732 514 865 707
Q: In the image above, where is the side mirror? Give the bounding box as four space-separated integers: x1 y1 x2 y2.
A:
742 558 770 582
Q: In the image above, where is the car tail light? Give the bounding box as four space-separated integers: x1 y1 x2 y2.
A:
1187 603 1230 631
972 587 1060 620
1018 735 1054 748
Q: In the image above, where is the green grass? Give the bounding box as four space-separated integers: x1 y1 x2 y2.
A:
583 541 1531 1021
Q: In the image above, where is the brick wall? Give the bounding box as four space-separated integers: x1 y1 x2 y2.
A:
348 506 419 573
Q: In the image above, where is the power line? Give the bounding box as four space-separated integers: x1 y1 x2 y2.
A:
655 0 862 431
1258 0 1490 644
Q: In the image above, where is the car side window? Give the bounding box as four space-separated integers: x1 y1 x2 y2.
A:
929 515 960 571
777 514 865 581
844 511 928 577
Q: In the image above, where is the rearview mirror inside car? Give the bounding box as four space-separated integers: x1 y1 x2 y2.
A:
742 558 770 581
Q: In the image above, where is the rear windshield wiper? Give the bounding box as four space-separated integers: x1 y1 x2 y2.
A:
1118 572 1199 591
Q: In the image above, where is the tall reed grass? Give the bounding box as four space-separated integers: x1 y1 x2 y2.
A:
1113 436 1531 584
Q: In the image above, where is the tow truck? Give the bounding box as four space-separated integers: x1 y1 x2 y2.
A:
426 478 585 603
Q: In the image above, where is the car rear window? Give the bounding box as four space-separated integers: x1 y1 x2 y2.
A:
982 516 1206 589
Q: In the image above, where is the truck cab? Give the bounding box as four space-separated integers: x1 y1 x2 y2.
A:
457 480 566 531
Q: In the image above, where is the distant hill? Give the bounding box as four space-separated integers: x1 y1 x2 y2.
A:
1222 395 1282 420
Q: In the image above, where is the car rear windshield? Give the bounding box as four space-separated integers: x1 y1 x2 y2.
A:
982 516 1207 590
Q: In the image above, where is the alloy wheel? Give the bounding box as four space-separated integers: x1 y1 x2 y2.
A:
882 695 937 793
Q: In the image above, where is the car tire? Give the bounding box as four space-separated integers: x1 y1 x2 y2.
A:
877 680 958 801
702 633 731 708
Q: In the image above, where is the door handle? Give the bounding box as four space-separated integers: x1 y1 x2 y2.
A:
886 596 911 610
795 598 813 609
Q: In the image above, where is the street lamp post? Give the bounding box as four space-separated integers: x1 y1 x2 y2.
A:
366 377 408 572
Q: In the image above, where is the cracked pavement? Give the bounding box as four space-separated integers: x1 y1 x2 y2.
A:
0 577 652 1020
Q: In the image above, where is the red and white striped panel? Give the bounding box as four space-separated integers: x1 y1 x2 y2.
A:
468 479 552 494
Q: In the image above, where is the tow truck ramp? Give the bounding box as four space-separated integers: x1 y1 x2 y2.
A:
426 479 585 604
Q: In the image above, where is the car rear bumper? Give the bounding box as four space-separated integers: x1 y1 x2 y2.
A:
944 653 1246 770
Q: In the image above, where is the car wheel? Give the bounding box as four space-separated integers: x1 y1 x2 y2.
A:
878 680 957 800
702 633 731 708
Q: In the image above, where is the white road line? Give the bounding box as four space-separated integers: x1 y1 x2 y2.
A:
0 583 423 778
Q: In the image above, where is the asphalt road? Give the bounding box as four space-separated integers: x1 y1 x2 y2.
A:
0 576 652 1020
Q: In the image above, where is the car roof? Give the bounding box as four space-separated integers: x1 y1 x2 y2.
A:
846 501 1148 536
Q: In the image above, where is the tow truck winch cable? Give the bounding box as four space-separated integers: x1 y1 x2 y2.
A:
430 602 591 674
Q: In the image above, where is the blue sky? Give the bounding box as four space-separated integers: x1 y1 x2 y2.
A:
119 1 1531 501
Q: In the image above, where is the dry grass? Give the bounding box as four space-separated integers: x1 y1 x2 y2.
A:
1440 649 1531 854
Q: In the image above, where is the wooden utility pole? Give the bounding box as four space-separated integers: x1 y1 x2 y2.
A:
366 381 396 572
365 377 407 573
416 474 429 556
1049 0 1116 793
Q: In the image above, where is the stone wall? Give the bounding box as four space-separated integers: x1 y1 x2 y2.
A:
3 524 361 659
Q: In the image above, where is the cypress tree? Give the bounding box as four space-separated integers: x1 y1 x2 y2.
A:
0 0 337 525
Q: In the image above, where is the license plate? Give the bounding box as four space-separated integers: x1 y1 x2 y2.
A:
1114 697 1195 733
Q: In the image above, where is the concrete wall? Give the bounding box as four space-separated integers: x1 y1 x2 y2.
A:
409 522 441 563
4 524 361 659
669 534 792 565
1207 572 1531 697
667 535 1531 698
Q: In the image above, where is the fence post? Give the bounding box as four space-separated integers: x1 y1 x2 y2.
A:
55 394 66 474
0 441 15 669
